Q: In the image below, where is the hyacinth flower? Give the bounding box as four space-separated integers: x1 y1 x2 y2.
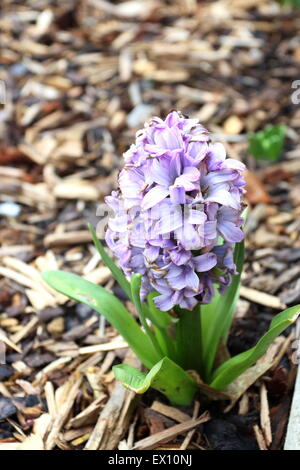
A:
43 111 300 406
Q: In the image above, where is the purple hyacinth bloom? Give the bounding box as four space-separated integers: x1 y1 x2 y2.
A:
105 111 246 311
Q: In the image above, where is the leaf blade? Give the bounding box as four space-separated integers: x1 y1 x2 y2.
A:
210 305 300 390
42 270 160 369
88 223 132 300
201 241 244 381
113 356 197 406
248 124 286 161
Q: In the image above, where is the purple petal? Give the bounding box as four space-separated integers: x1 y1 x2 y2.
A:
143 245 160 262
169 247 191 266
207 142 226 171
169 152 182 178
204 220 217 240
175 224 202 250
221 159 246 172
203 170 237 186
148 157 173 186
154 291 180 311
218 221 244 243
174 166 200 190
108 214 128 232
154 127 183 150
193 253 217 272
184 268 200 291
155 205 183 234
186 141 208 165
169 185 186 204
186 208 206 225
205 187 240 210
165 110 181 127
178 296 198 310
142 186 169 210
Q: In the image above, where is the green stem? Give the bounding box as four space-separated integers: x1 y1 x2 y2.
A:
176 305 202 375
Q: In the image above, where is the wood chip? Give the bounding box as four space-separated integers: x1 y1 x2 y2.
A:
180 401 201 450
239 286 286 310
0 329 22 354
253 425 268 451
85 352 140 450
67 395 106 429
79 339 128 355
45 374 82 450
151 401 191 423
238 392 250 415
44 230 92 247
260 382 272 447
17 433 44 450
133 412 210 450
44 381 57 419
53 181 99 201
10 317 39 345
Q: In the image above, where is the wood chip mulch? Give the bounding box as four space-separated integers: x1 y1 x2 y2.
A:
0 0 300 450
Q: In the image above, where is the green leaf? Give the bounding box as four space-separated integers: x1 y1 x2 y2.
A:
42 270 161 369
279 0 300 7
201 241 244 382
145 293 178 361
210 305 300 390
219 240 245 343
248 124 286 161
113 356 198 406
130 274 164 359
87 223 132 300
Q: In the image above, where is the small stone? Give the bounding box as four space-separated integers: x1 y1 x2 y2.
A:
0 202 21 217
47 317 65 336
10 63 28 77
25 353 55 368
223 115 244 134
0 364 14 381
75 303 94 320
0 397 17 420
38 306 64 322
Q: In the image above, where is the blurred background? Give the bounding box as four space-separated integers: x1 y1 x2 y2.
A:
1 0 300 450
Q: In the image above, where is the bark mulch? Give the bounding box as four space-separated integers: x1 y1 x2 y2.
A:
0 0 300 450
